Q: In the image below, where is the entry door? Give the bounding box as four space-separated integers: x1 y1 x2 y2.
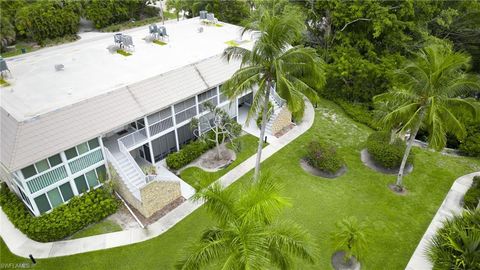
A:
143 144 152 163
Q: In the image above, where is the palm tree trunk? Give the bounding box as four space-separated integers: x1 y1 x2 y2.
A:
396 117 423 190
253 82 271 181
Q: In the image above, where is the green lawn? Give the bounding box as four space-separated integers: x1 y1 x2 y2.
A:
180 134 261 187
70 219 122 240
0 42 37 58
1 98 478 269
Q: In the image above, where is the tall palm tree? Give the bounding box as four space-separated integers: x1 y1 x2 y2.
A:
222 11 325 181
374 43 480 192
178 174 317 269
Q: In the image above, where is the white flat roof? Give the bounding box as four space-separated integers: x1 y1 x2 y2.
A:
1 18 249 121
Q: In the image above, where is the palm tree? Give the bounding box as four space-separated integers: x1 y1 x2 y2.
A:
331 217 368 265
178 174 317 269
222 11 325 181
374 43 480 192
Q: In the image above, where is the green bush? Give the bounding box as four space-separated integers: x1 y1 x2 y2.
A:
427 209 480 270
306 141 345 173
335 99 379 130
464 176 480 209
0 183 119 242
460 124 480 157
166 140 210 170
366 131 413 169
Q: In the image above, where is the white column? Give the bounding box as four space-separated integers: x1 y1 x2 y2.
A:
60 151 79 196
144 116 156 164
195 95 200 115
171 105 180 151
216 85 220 105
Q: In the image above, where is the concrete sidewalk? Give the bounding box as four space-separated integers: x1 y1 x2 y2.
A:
405 171 480 270
0 101 315 259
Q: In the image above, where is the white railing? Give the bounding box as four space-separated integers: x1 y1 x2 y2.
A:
270 86 285 107
104 148 142 200
68 148 104 174
149 117 174 136
118 140 148 187
118 128 148 149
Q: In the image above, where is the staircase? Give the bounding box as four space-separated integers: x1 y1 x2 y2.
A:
114 152 145 199
265 87 285 135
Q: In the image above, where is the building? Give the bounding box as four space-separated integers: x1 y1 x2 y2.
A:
0 18 291 217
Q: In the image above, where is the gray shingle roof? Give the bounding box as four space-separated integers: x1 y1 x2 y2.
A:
0 55 240 172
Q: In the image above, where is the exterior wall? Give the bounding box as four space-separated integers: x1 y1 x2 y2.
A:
11 138 107 216
271 107 292 135
111 165 181 218
139 181 181 217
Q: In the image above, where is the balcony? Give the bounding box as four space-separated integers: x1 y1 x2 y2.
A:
26 165 68 193
149 117 174 137
68 148 104 174
118 128 148 149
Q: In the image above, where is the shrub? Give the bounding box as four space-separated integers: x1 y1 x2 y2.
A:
464 176 480 209
335 99 379 130
0 183 119 242
366 131 414 169
166 140 210 170
427 209 480 270
460 124 480 157
306 141 345 173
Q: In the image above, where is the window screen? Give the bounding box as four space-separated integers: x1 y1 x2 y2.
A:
88 138 100 149
47 188 63 208
96 165 107 182
85 170 99 189
48 154 62 167
77 142 89 155
21 165 37 179
34 194 51 214
65 147 78 160
35 159 50 173
74 175 88 194
60 182 74 201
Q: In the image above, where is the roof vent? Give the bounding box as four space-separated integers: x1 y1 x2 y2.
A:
197 27 204 33
55 64 64 71
199 10 207 20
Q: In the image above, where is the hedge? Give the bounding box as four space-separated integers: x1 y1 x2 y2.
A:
464 176 480 209
459 124 480 157
0 183 119 242
366 131 414 169
335 99 379 130
306 141 345 173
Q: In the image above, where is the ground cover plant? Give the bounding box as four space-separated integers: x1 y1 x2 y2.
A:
1 99 478 269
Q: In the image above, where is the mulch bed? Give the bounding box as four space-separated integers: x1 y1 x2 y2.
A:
274 123 295 138
299 158 347 179
360 149 413 175
331 251 361 270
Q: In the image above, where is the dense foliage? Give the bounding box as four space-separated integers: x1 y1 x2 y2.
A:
0 183 119 242
366 131 413 169
460 123 480 157
464 176 480 209
427 209 480 270
335 99 378 130
167 0 250 25
85 0 157 29
306 141 344 173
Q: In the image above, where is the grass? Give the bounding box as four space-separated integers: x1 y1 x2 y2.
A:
180 134 261 188
215 24 223 27
0 78 10 87
116 49 132 57
1 98 478 269
100 14 176 32
153 40 167 46
1 35 79 58
0 42 36 58
225 40 239 47
70 219 122 240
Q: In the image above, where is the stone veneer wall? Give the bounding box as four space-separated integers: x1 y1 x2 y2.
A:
139 181 181 217
111 165 182 218
271 107 292 135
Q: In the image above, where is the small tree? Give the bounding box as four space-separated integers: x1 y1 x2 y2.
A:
332 216 368 264
190 102 241 160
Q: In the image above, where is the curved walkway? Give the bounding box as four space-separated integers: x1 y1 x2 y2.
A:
405 171 480 270
0 101 315 259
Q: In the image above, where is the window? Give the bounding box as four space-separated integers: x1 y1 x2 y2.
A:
96 165 107 182
47 188 63 208
147 108 172 125
65 147 78 160
77 142 89 155
59 182 74 201
177 124 196 148
174 97 196 113
35 159 50 173
152 131 177 162
21 165 36 179
85 170 99 189
18 187 32 207
88 138 100 149
34 194 51 214
74 175 88 194
197 88 217 102
48 154 62 167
